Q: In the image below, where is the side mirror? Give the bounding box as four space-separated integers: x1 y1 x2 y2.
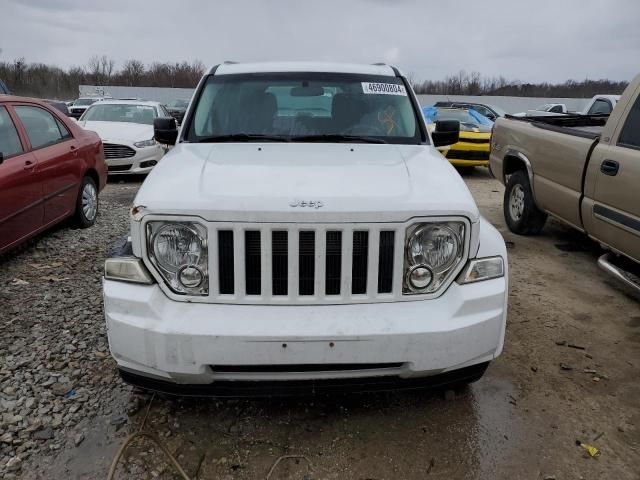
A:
486 113 496 121
154 117 178 146
431 120 460 148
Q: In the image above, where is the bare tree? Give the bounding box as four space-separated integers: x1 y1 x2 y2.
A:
121 59 145 86
100 55 115 84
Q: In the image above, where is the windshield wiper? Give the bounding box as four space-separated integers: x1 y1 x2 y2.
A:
197 133 289 143
293 134 387 144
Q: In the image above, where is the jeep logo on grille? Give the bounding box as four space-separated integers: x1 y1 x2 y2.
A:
289 200 324 209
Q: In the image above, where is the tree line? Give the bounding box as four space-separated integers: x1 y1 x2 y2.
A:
411 70 629 98
0 55 205 100
0 54 630 100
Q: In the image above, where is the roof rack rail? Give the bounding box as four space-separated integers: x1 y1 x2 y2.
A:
371 62 387 66
222 61 238 64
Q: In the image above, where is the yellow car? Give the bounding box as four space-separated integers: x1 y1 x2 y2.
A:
426 108 492 168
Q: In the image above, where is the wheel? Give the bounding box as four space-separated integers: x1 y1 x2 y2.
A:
503 170 547 235
74 176 99 228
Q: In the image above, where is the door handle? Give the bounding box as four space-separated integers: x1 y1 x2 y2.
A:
70 145 79 156
600 159 619 176
23 160 35 171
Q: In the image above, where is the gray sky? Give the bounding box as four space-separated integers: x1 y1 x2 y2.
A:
1 0 639 83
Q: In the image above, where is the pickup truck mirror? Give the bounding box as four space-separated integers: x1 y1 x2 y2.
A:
432 120 460 148
154 117 178 146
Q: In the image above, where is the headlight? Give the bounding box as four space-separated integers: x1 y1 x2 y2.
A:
146 221 208 295
403 222 465 294
134 138 156 148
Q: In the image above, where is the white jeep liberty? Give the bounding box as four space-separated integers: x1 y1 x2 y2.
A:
103 62 508 395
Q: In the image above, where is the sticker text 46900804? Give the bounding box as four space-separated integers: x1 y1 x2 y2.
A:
361 82 407 96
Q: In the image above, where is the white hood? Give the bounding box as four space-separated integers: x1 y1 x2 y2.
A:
81 121 153 144
134 143 479 223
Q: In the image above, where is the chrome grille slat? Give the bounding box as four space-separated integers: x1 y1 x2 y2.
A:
340 229 353 300
366 227 380 296
103 143 136 159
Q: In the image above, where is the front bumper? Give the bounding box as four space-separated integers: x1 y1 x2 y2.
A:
444 136 491 167
106 145 165 175
104 276 507 386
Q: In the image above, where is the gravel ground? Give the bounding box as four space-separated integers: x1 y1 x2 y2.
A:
1 171 639 479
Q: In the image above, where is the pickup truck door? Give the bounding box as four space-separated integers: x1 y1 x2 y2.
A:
583 93 640 263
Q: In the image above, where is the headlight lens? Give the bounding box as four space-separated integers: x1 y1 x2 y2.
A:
147 222 208 295
404 222 465 294
134 138 156 148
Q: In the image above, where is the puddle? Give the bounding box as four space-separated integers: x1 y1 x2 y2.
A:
96 366 527 479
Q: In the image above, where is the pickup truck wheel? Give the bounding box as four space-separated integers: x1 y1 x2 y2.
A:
504 170 547 235
74 176 98 228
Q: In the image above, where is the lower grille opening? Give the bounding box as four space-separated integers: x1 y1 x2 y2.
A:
211 363 404 373
446 150 490 160
107 164 132 172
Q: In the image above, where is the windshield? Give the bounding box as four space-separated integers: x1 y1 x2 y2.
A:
487 104 506 116
436 110 479 124
81 104 157 125
168 99 189 108
186 72 424 144
74 98 98 106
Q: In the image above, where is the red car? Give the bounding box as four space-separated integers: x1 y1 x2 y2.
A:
0 96 107 254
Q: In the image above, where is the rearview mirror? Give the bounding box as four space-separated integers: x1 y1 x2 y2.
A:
431 120 460 148
154 117 178 145
291 86 325 97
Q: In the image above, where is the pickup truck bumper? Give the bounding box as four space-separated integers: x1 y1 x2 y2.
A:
104 276 507 391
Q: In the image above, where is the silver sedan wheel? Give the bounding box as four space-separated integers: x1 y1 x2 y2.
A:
509 184 525 221
82 182 98 221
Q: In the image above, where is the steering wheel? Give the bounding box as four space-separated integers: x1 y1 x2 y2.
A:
343 124 386 136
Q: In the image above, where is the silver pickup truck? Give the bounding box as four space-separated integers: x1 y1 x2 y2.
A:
490 74 640 292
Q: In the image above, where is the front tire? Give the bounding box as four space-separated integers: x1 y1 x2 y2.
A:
504 170 547 235
74 176 99 228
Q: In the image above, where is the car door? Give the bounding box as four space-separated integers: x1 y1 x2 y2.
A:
0 105 43 252
586 93 640 262
13 104 80 225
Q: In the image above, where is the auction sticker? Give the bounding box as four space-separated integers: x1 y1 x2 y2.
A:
361 82 407 95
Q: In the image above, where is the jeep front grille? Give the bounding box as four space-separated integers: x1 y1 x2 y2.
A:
212 224 400 303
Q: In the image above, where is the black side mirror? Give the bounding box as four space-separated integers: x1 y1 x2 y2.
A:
0 152 4 165
486 113 496 121
432 120 460 148
154 117 178 146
